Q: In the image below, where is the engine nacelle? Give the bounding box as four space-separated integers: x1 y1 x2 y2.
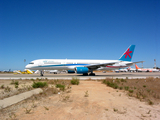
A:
76 67 89 74
67 70 75 73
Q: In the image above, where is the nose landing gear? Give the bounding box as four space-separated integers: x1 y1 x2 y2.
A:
40 71 44 76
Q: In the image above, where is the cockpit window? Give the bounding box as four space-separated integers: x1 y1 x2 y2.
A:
29 62 34 64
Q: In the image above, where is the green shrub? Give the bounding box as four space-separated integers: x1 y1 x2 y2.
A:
71 78 79 85
0 84 5 89
148 99 153 105
15 84 18 88
4 86 11 92
124 86 129 91
10 80 19 85
10 80 15 84
36 78 41 81
113 108 118 112
102 80 107 84
14 81 19 85
119 86 123 90
116 80 120 84
56 84 65 91
129 90 134 93
106 81 118 89
147 89 151 93
121 79 126 82
32 82 48 88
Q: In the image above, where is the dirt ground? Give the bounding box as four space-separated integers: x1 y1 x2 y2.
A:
1 81 160 120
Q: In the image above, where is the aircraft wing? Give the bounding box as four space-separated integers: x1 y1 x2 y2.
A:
84 62 117 69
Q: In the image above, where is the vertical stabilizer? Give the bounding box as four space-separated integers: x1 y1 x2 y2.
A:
119 45 135 61
26 69 33 74
135 64 140 69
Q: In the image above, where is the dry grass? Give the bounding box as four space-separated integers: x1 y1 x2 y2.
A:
0 81 34 100
1 77 160 120
0 79 73 120
102 77 160 105
0 79 73 100
84 90 89 97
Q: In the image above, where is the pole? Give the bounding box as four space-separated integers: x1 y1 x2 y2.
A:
154 59 156 69
142 62 143 69
24 59 26 70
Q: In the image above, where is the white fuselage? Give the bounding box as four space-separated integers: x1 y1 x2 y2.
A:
25 59 133 71
137 68 159 72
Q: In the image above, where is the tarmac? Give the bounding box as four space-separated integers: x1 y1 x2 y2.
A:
0 72 160 80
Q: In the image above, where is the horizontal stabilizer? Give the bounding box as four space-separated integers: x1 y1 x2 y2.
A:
125 61 145 66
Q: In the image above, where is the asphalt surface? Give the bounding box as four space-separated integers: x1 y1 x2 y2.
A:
0 72 160 79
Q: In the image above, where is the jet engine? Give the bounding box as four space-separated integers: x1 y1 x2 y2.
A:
76 67 89 74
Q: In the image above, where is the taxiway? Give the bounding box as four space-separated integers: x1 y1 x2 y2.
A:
0 72 160 80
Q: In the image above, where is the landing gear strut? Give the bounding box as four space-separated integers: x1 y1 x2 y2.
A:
89 72 95 76
40 71 44 76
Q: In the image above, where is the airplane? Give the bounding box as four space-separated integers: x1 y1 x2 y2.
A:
135 64 159 72
3 69 12 73
13 70 22 74
13 69 33 74
128 67 136 72
113 67 131 73
119 68 129 72
113 66 137 73
34 70 40 74
114 69 128 73
25 45 142 76
25 69 34 74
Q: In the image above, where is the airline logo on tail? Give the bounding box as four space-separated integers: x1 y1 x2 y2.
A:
119 45 135 61
124 48 132 58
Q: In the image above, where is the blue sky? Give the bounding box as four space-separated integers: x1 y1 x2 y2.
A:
0 0 160 70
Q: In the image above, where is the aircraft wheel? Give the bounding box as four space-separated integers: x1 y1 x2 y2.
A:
89 73 95 76
83 73 88 76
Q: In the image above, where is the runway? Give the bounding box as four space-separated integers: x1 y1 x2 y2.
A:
0 72 160 80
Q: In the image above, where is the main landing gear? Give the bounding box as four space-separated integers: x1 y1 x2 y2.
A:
89 72 95 76
83 72 95 76
83 73 88 76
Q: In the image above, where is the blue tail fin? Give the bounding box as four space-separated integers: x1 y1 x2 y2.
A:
119 45 135 61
